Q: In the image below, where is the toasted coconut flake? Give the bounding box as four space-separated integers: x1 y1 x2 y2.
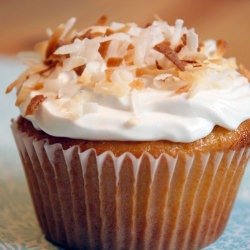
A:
78 29 93 40
25 94 47 116
105 28 114 36
77 78 95 87
174 44 184 53
62 55 85 72
34 62 53 72
181 59 202 68
216 39 228 56
15 86 32 106
34 82 44 90
40 62 58 75
181 33 187 45
105 68 115 82
34 40 48 59
96 15 108 26
154 41 185 71
95 80 128 97
181 59 198 64
54 39 82 55
129 79 144 90
124 50 135 66
209 58 223 65
171 19 184 47
99 40 111 59
174 33 187 53
227 57 237 70
105 24 131 36
35 40 48 52
193 64 203 68
74 65 86 76
6 71 28 94
144 22 152 28
6 77 26 94
61 17 76 40
175 83 192 94
116 24 132 34
186 30 199 52
155 60 163 69
239 64 250 82
89 31 105 39
76 29 105 40
198 42 204 52
5 64 48 94
153 74 186 91
181 53 207 63
178 70 201 84
107 57 123 67
136 67 175 77
46 24 65 59
127 43 135 50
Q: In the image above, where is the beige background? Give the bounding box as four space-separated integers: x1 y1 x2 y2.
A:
0 0 250 67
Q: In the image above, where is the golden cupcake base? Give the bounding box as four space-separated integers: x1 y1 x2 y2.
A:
12 118 250 250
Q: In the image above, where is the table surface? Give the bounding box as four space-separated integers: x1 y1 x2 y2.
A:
0 56 250 250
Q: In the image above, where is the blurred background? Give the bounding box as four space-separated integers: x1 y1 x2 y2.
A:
0 0 250 67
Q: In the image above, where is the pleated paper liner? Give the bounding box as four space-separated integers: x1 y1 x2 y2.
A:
12 122 250 250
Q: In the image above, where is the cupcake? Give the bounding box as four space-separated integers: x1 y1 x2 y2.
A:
7 16 250 250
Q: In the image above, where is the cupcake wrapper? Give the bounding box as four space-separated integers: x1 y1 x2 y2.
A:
12 123 250 250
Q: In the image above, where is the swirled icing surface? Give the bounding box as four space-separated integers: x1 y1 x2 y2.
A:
9 17 250 142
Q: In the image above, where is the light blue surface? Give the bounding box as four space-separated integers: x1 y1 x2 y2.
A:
0 56 250 250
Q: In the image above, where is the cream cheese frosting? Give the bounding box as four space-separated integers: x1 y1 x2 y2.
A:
7 16 250 142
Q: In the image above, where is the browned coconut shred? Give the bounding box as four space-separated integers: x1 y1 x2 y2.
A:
95 15 108 26
154 41 186 71
25 94 47 116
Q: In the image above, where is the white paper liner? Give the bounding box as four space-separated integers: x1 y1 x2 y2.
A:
11 122 250 250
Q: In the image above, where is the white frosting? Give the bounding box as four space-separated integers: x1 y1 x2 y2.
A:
13 18 250 142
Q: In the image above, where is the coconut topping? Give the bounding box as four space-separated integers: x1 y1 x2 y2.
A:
25 95 47 116
153 41 185 71
6 16 250 142
8 16 246 104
